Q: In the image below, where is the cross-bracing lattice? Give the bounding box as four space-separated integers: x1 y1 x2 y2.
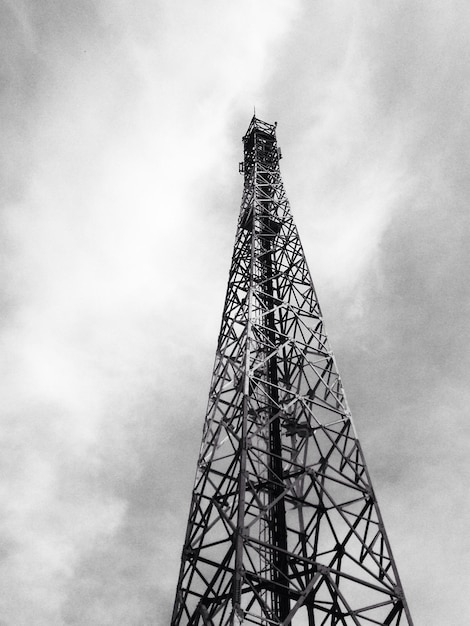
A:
171 117 413 626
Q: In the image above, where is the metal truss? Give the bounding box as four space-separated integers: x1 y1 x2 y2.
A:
171 117 413 625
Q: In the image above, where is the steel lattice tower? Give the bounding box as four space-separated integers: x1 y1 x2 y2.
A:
171 117 413 626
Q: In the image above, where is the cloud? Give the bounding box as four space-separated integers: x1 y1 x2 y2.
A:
258 5 415 307
1 1 470 624
0 1 302 624
261 3 470 624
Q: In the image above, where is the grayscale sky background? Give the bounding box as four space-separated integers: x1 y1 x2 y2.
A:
1 1 469 624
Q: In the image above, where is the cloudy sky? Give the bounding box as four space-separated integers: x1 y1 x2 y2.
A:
2 1 470 624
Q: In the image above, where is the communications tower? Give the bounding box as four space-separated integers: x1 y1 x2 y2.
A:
171 117 413 625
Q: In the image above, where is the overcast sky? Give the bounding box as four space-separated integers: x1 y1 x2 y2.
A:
1 1 469 624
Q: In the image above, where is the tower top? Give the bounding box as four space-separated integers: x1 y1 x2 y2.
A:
242 115 277 144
